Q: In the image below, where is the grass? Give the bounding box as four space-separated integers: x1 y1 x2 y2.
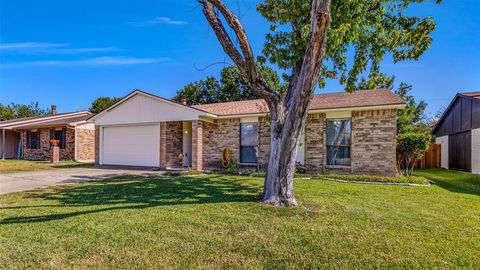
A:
0 160 94 174
249 172 429 185
0 169 479 269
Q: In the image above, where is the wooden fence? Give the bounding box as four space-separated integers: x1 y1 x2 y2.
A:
397 144 441 169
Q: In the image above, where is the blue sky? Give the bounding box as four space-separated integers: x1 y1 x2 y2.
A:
1 0 479 116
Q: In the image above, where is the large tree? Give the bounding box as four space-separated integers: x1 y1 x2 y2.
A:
89 97 122 114
172 65 283 105
198 0 440 205
0 102 47 121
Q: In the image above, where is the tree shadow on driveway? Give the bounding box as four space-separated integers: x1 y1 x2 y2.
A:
0 174 261 224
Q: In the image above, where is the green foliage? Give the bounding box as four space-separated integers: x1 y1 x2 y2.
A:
0 102 47 121
397 131 432 176
257 0 441 91
89 97 122 114
172 66 283 105
227 159 238 174
395 83 428 133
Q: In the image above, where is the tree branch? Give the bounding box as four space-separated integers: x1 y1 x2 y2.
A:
198 0 281 105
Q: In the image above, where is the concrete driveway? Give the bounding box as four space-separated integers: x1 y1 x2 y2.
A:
0 167 165 195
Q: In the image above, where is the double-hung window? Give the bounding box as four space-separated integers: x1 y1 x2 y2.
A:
326 119 351 166
240 122 259 163
26 130 40 149
50 128 66 149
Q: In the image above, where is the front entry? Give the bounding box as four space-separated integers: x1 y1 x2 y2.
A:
182 121 192 167
295 129 305 164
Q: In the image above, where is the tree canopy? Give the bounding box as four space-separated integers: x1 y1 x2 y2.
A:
0 102 47 121
395 83 428 133
257 0 441 91
89 97 122 114
172 65 283 105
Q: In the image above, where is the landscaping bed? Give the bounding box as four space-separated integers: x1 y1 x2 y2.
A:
248 172 429 185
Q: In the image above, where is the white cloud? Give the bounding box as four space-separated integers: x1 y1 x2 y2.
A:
130 16 188 26
1 56 169 68
0 42 121 54
0 42 68 50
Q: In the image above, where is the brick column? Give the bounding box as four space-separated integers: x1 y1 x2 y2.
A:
192 120 203 171
94 127 100 165
51 145 60 163
160 122 167 169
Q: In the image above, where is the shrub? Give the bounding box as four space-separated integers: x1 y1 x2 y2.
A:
397 131 432 176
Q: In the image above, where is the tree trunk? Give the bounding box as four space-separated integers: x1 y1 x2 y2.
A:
198 0 332 206
261 120 301 206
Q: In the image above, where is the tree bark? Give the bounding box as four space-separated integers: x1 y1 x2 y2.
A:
199 0 331 206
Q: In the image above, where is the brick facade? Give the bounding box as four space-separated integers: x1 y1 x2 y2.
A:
202 119 240 169
351 109 397 176
21 127 75 161
165 121 183 168
75 128 95 161
305 113 326 171
196 109 397 176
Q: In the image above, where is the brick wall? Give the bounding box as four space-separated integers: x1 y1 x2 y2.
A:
351 109 397 176
202 119 240 169
75 128 95 161
22 127 75 161
94 127 100 164
305 113 326 172
192 120 203 171
165 121 183 168
258 117 270 168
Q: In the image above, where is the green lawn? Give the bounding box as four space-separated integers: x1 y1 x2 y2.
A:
0 169 479 269
0 160 94 174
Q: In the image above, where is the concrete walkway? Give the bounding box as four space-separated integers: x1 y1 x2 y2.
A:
0 167 165 195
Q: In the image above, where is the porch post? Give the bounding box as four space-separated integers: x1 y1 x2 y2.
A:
159 122 167 169
1 129 5 160
192 120 203 171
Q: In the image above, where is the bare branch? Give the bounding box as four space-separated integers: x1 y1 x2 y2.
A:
198 0 281 104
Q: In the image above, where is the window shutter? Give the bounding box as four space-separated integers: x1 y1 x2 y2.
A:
26 131 31 149
61 128 66 149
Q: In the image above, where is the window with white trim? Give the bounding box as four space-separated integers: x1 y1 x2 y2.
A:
326 119 351 166
240 122 258 163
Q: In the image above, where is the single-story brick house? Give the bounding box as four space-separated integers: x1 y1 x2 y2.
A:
0 107 95 161
89 89 405 176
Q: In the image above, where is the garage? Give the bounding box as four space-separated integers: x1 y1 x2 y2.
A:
89 90 210 168
101 124 160 167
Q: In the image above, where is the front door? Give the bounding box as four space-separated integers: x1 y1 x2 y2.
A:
182 121 192 167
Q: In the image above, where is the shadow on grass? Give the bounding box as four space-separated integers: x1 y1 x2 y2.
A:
0 175 260 224
415 168 480 196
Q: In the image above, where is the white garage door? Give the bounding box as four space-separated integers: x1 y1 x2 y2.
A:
101 124 160 167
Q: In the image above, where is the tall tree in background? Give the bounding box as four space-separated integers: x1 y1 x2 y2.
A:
395 83 428 133
172 65 283 105
0 102 47 121
199 0 440 205
89 97 122 114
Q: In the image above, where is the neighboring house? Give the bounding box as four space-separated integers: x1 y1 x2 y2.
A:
0 106 95 162
433 92 480 174
89 89 405 176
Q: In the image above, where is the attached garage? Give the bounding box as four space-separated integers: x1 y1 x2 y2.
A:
101 125 160 167
89 90 212 168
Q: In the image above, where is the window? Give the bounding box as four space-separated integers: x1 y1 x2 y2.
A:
50 128 66 149
26 130 39 149
240 122 258 163
326 119 351 166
